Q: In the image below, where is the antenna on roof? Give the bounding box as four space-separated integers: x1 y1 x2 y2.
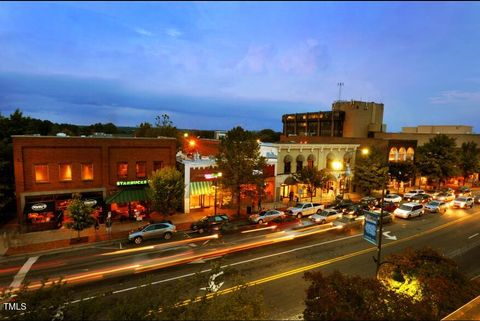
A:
337 82 344 102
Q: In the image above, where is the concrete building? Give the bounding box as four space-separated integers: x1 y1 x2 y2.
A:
274 142 360 201
332 100 386 138
12 135 177 232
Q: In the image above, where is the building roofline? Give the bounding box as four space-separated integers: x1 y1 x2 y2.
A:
11 135 177 140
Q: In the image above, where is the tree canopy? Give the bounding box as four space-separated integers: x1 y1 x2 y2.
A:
147 167 184 215
216 127 266 216
65 193 96 238
459 141 480 185
352 146 389 195
293 167 332 201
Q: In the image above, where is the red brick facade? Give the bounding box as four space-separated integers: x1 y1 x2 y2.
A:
13 136 177 226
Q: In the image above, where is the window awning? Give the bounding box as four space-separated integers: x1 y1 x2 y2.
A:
105 188 148 204
190 181 212 196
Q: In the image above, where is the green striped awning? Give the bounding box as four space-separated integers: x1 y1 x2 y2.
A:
105 188 148 204
190 181 212 196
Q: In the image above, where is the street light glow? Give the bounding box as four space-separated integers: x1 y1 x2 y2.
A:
189 140 196 147
361 148 370 155
332 161 343 171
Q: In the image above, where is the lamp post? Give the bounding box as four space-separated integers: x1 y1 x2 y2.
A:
332 161 343 199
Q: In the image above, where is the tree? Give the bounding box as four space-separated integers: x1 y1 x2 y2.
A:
216 127 267 216
415 135 459 188
293 167 332 202
147 167 184 215
377 247 480 320
65 193 95 239
256 129 281 143
352 146 389 195
388 161 416 193
303 270 432 321
459 141 480 186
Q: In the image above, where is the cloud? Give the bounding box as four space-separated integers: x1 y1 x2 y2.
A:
134 28 154 37
235 44 274 73
429 90 480 104
165 28 182 38
278 38 329 75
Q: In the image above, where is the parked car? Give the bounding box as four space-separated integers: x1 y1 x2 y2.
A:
434 192 455 203
403 189 425 201
128 222 176 245
249 210 285 224
411 193 433 204
393 202 424 219
365 211 393 225
359 196 379 208
330 199 355 212
474 194 480 204
190 214 229 234
266 215 302 230
456 186 472 197
287 202 325 218
310 209 343 224
343 204 369 217
384 194 402 203
424 201 447 214
452 197 474 209
377 201 398 213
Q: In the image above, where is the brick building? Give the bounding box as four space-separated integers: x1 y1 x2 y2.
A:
13 135 177 232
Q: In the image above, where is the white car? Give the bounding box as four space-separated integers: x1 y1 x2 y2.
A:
384 194 402 203
310 209 342 224
249 210 285 224
403 189 425 201
393 202 424 219
452 197 474 209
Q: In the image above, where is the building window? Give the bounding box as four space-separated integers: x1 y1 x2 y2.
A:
81 163 94 181
307 159 314 168
406 148 415 161
296 161 303 172
284 161 291 174
34 165 49 183
117 162 128 179
398 147 406 162
153 161 163 172
59 164 72 181
389 147 398 162
136 161 146 178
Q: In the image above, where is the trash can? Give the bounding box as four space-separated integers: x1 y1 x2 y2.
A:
247 206 252 214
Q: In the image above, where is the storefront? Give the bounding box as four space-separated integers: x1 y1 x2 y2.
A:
105 180 149 221
23 191 104 232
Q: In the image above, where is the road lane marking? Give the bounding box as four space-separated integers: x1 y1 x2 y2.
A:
468 233 479 239
10 256 39 289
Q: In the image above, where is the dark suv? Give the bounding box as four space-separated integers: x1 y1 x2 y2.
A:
190 214 229 234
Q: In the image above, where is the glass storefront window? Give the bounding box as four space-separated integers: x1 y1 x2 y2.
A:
117 162 128 179
59 164 72 181
81 163 94 180
136 161 146 178
34 164 49 183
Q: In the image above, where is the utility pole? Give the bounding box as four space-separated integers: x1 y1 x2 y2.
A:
332 82 344 137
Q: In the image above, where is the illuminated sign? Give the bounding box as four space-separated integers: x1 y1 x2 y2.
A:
83 199 98 207
116 180 148 186
204 172 222 180
363 211 379 245
31 203 47 211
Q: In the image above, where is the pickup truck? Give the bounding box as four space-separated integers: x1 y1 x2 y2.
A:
286 202 324 218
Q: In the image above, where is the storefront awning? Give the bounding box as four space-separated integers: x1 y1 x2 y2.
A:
190 181 212 196
105 188 148 204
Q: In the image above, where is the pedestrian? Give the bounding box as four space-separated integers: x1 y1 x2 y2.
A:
105 211 113 237
289 191 294 202
94 217 100 230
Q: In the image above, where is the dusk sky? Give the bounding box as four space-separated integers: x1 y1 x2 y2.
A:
1 1 480 132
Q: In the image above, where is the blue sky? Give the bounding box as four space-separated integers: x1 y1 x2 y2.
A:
1 1 480 132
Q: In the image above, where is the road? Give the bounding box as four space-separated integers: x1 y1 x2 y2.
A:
1 206 479 319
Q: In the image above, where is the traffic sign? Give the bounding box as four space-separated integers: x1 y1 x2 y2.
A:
363 211 378 245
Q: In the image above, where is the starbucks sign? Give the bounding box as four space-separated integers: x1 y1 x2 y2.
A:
83 199 98 207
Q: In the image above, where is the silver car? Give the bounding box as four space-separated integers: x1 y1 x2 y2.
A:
452 197 474 209
128 222 176 245
249 210 285 224
310 209 343 224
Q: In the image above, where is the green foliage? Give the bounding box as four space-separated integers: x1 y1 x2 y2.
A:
459 141 480 184
216 127 267 215
415 135 460 187
256 128 281 143
352 146 389 195
135 114 179 139
303 270 432 321
378 247 480 319
293 167 332 201
147 167 184 215
65 193 95 238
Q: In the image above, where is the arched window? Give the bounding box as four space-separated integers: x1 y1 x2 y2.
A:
307 154 315 168
326 152 335 170
296 154 305 172
389 147 398 162
398 147 406 162
406 147 415 161
284 155 292 174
